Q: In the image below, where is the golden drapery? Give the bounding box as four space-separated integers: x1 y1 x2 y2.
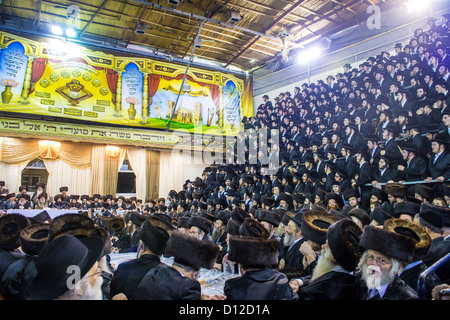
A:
146 150 160 201
241 76 254 119
0 137 92 168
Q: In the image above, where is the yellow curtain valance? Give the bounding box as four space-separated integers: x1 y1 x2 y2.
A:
0 137 92 168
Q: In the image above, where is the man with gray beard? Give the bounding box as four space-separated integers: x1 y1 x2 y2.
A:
297 219 363 300
278 211 306 280
357 225 419 300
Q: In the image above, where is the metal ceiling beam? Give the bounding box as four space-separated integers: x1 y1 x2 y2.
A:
126 0 282 42
225 0 307 67
80 0 108 36
182 0 233 59
166 20 205 132
36 0 42 30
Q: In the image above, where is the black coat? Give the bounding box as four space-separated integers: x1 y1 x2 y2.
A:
383 139 403 167
132 264 201 300
399 156 427 181
298 271 362 300
280 237 306 279
109 254 162 299
224 268 293 300
427 151 450 180
399 262 441 300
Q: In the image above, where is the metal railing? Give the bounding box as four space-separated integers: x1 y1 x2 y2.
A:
418 253 450 300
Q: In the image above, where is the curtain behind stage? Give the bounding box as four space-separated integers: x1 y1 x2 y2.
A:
0 136 205 201
126 147 147 202
146 150 160 202
43 159 91 197
159 151 184 199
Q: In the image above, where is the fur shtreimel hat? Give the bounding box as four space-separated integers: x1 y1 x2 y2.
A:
139 214 175 255
225 218 241 236
255 209 282 227
0 214 31 251
19 223 50 256
47 213 95 242
343 188 360 201
187 216 212 233
384 218 431 261
164 230 219 270
347 208 370 227
393 201 420 218
359 225 416 263
228 235 279 267
301 211 340 245
238 218 269 239
327 218 362 272
384 183 407 198
420 203 450 227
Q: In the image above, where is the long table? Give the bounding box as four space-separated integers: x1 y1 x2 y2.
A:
6 209 79 219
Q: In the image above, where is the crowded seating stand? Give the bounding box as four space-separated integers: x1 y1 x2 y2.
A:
0 14 449 302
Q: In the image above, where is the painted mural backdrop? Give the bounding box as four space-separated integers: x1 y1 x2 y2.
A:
0 32 245 135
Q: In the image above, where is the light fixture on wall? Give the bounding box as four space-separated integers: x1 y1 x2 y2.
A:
38 140 62 159
105 145 120 157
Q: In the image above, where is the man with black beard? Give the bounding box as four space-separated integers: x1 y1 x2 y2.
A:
297 219 363 300
357 225 419 300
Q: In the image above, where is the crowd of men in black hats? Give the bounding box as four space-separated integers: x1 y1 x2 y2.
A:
0 14 449 301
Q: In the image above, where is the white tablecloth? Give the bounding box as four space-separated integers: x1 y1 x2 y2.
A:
7 209 79 219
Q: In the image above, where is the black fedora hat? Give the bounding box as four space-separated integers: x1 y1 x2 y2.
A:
26 235 104 300
370 206 394 226
0 214 31 251
324 192 344 208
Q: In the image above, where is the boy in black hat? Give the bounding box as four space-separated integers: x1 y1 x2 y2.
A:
132 230 219 300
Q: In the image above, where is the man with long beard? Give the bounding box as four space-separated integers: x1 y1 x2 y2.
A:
357 225 419 300
297 218 363 300
278 211 306 279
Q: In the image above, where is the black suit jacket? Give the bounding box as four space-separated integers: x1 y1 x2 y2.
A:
132 264 201 300
400 156 427 181
427 151 450 180
281 237 306 279
383 139 403 166
110 254 162 299
355 162 373 188
298 271 362 300
224 268 293 300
